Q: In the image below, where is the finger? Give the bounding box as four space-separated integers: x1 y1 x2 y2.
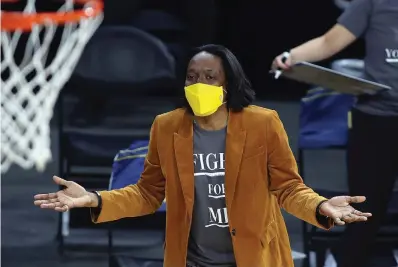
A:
347 214 368 223
49 197 59 203
354 216 368 222
41 201 65 208
282 57 292 67
352 210 372 217
53 176 70 187
35 200 59 206
333 217 346 226
34 193 57 200
348 196 366 203
34 195 59 206
55 205 69 212
343 214 360 223
40 203 57 209
280 52 293 67
276 58 290 70
34 200 52 206
271 60 278 70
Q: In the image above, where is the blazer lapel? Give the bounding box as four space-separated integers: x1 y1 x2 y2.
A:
173 110 195 218
225 110 246 210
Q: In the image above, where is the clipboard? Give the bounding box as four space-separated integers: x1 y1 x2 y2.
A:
273 62 391 95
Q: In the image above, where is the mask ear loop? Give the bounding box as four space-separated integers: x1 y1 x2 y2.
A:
221 89 227 105
222 88 229 126
221 89 229 124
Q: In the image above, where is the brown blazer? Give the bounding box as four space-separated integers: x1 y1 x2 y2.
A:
93 105 333 267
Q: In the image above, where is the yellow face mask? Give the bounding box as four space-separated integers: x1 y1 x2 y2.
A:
184 83 224 117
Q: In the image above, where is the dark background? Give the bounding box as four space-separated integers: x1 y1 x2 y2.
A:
103 0 365 100
1 0 366 101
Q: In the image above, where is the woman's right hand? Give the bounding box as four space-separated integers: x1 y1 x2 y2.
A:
34 176 94 212
271 52 294 71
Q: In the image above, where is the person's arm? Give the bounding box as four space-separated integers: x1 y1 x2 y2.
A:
288 0 372 64
266 111 333 229
289 25 356 63
91 116 165 223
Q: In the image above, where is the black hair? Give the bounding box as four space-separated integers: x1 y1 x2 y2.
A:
181 44 256 113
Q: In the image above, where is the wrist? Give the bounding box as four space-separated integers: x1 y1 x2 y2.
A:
87 192 99 208
317 200 328 217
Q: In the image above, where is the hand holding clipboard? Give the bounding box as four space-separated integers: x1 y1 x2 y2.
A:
270 52 391 95
272 52 292 79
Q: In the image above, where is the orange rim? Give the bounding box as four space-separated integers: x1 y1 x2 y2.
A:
1 0 103 32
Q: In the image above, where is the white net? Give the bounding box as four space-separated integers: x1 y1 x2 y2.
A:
1 0 103 173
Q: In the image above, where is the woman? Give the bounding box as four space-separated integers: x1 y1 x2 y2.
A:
34 44 371 267
272 0 398 266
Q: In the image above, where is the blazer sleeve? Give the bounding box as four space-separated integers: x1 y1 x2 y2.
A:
266 110 333 230
91 116 165 223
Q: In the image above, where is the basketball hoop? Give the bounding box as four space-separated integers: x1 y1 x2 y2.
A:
1 0 103 173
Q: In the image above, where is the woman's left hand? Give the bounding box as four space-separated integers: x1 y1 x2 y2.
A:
319 196 372 225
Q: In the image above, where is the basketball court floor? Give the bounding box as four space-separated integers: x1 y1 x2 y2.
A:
2 101 397 267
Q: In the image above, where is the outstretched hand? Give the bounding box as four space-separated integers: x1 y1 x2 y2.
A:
319 196 372 225
34 176 91 212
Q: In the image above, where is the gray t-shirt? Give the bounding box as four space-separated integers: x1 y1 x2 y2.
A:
187 123 236 266
338 0 398 116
